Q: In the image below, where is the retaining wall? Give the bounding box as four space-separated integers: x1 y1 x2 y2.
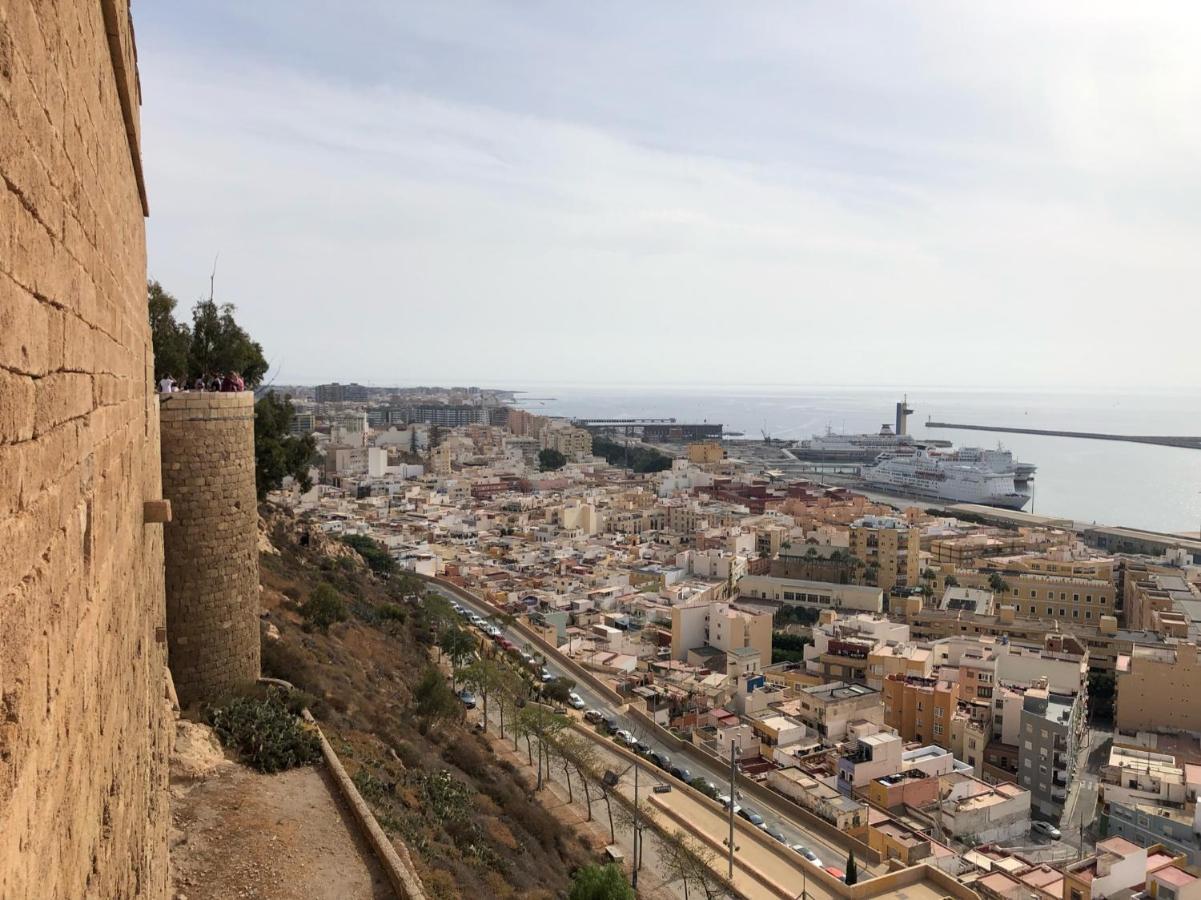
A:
0 1 171 896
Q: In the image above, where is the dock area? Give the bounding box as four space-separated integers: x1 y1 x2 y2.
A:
926 422 1201 450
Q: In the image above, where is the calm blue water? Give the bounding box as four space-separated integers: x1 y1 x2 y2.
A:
512 384 1201 534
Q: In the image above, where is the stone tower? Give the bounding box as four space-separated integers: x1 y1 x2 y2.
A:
161 392 261 706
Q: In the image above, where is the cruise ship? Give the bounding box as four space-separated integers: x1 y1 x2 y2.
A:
792 424 922 462
791 397 950 462
861 448 1033 509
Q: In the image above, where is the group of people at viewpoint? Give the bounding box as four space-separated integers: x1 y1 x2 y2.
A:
157 372 245 393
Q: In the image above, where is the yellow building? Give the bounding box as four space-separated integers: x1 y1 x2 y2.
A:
686 441 726 464
539 424 593 460
1116 642 1201 735
882 674 956 749
851 516 921 594
867 644 933 691
936 563 1115 629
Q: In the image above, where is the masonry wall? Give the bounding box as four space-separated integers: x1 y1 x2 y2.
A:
0 1 170 898
161 391 261 707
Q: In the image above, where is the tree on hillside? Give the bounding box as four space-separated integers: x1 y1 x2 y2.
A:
439 627 477 688
300 582 346 633
188 299 268 386
414 668 460 730
461 658 506 733
148 281 191 382
539 448 567 472
568 864 634 900
987 572 1009 595
340 534 398 577
254 391 316 500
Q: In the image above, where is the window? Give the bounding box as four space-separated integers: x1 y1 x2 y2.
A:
933 724 944 736
1024 759 1032 769
1060 592 1067 601
1059 608 1066 616
1073 593 1080 602
1047 607 1053 616
995 699 1004 710
978 687 993 699
1024 740 1033 750
1073 610 1079 618
917 701 924 712
1086 595 1093 603
934 706 944 718
968 754 976 766
969 739 977 750
1030 590 1036 599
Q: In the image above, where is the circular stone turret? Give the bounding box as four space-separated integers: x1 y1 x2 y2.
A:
160 392 260 706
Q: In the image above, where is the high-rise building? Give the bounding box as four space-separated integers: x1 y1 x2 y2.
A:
315 382 369 403
850 515 921 594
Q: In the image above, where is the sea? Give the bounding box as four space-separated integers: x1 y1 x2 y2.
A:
511 384 1201 536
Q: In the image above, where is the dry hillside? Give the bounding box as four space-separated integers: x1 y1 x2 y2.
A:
255 510 592 899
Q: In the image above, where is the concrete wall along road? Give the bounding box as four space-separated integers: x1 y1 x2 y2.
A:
161 391 261 707
0 1 171 897
428 578 883 869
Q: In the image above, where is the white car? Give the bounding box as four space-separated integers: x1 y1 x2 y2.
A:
1031 821 1062 840
614 730 637 747
567 692 586 710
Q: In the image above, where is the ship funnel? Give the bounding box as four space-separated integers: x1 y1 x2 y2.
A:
895 396 914 436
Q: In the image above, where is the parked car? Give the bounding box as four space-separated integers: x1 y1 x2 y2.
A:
737 807 765 827
633 741 652 756
790 845 822 867
458 690 477 709
614 730 638 748
764 825 787 844
649 751 671 771
601 716 620 734
717 795 741 816
539 668 554 683
669 765 692 783
692 778 719 799
584 709 605 725
823 867 846 882
567 692 586 710
1032 821 1062 840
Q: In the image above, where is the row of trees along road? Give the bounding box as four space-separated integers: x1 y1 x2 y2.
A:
148 279 315 499
406 585 737 898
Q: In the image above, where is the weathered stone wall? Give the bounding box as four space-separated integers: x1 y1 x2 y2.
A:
0 1 170 898
161 392 261 707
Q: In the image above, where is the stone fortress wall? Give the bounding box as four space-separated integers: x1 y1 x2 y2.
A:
0 1 172 898
161 392 261 707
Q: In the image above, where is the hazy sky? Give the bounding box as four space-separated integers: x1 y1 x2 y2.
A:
138 2 1201 389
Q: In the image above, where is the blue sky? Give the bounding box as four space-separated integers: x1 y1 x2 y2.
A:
137 2 1201 388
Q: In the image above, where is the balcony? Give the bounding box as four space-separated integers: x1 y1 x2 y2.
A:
1053 735 1068 751
1053 752 1068 770
1051 787 1067 802
1052 772 1068 786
